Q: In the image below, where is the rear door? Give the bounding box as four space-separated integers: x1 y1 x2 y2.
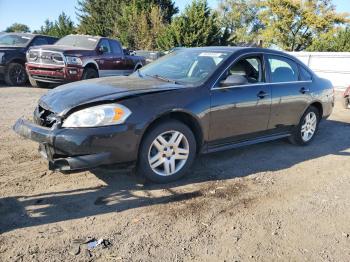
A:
209 54 272 146
266 55 312 131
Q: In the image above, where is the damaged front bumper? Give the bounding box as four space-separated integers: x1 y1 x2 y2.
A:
13 118 139 171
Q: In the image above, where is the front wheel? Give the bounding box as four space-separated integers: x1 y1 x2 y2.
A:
82 68 98 80
289 106 320 145
4 63 28 86
137 120 197 183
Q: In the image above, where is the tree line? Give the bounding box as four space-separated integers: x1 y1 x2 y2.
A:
4 0 350 52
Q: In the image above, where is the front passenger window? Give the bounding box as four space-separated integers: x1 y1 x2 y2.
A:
219 56 264 87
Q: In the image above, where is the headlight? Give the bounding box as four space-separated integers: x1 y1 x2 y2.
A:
65 56 83 65
0 52 4 63
62 104 131 128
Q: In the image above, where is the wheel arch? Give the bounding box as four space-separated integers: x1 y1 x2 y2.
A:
84 62 99 71
309 101 323 119
8 58 26 66
139 110 204 154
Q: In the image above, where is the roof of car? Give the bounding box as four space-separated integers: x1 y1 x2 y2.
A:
186 46 299 62
1 32 57 38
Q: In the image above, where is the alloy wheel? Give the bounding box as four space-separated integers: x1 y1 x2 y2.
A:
301 112 317 142
10 64 26 85
148 130 189 176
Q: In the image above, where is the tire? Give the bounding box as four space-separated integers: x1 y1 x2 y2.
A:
343 96 349 109
4 63 28 86
288 106 320 145
82 67 98 80
137 120 197 183
29 76 51 88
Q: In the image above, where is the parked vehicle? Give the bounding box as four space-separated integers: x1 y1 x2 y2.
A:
14 47 334 183
26 34 146 88
0 33 57 86
134 50 165 63
343 86 350 109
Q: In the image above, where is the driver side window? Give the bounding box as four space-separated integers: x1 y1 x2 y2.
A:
98 39 111 53
219 56 264 87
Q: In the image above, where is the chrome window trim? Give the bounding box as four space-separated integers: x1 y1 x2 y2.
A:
211 80 313 90
211 51 313 90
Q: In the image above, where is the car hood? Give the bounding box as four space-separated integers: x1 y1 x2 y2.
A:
39 76 185 115
0 46 25 52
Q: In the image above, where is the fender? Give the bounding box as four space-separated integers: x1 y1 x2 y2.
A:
82 59 99 71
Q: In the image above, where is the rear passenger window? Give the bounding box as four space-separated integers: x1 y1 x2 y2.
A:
268 56 299 83
299 66 312 81
31 37 48 46
110 40 122 55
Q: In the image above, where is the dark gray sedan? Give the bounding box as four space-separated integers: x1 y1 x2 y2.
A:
14 47 334 183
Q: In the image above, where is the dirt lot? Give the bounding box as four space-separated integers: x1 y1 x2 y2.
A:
0 83 349 262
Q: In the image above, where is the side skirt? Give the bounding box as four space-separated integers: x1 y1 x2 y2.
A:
205 133 291 154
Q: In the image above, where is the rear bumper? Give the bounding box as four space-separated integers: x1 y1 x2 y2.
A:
26 63 84 83
13 118 140 171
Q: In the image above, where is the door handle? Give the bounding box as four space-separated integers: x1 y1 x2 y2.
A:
257 91 269 99
300 87 310 94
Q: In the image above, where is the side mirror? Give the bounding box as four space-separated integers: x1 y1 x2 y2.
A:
220 75 248 87
98 45 108 53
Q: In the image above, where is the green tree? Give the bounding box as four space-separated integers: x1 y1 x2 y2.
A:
5 23 30 33
35 12 75 37
77 0 177 37
158 0 221 49
217 0 263 45
36 19 55 35
308 27 350 51
115 2 167 50
258 0 348 51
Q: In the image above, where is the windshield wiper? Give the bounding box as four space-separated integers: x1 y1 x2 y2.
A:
145 74 178 84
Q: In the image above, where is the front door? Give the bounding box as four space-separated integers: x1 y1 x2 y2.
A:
209 54 272 146
96 39 115 77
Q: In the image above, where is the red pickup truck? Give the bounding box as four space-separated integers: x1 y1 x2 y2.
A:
26 35 145 88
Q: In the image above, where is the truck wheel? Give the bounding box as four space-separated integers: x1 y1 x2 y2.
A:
29 77 50 88
343 96 349 109
82 68 98 80
5 63 28 86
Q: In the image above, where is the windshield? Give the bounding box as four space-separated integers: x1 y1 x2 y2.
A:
0 34 33 47
55 35 99 49
137 49 231 85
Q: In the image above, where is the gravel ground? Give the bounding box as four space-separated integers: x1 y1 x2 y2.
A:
0 84 349 262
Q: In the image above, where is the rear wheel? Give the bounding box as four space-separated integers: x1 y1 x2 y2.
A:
343 96 349 109
29 76 51 88
82 68 98 80
137 120 196 183
289 106 320 145
5 63 28 86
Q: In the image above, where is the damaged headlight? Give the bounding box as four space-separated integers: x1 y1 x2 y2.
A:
62 104 131 128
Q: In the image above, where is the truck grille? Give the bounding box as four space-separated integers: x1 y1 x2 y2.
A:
34 105 58 128
27 50 65 66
